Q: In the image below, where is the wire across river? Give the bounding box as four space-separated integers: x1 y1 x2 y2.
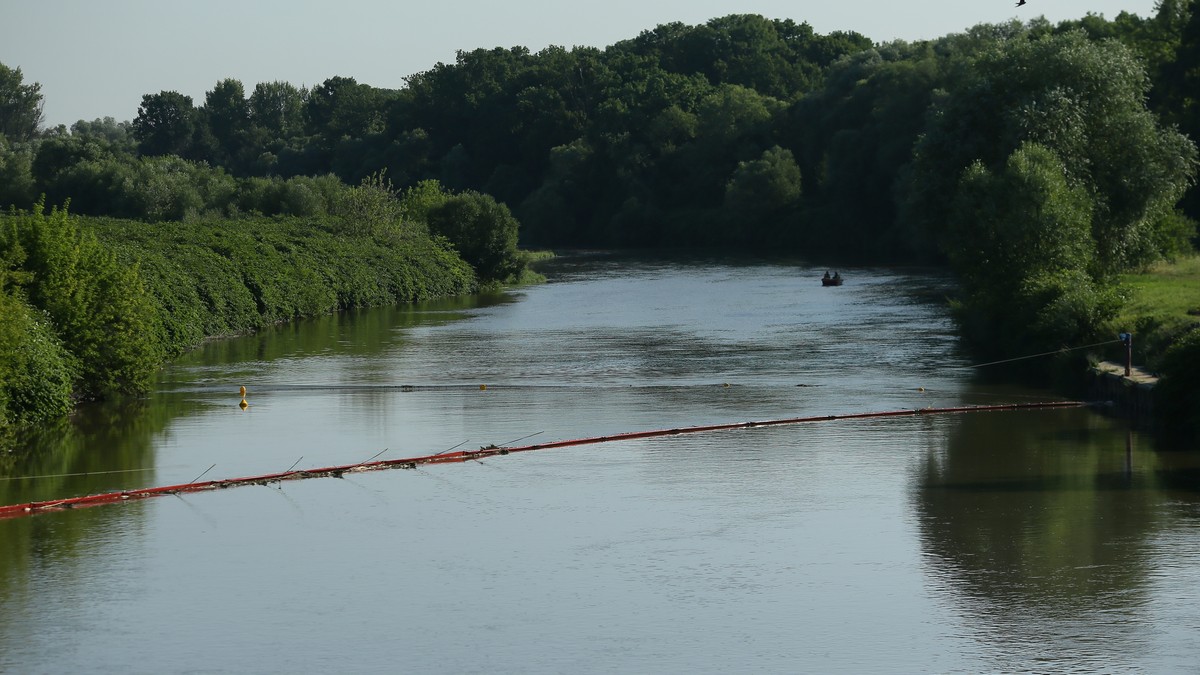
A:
0 400 1084 519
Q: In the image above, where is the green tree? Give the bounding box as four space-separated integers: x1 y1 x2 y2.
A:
723 145 802 246
398 178 451 226
7 202 163 397
32 133 110 187
133 91 197 157
904 29 1197 273
1158 0 1200 220
306 76 388 145
0 63 44 141
0 136 36 209
946 143 1118 358
1154 328 1200 444
331 170 405 236
0 291 74 432
203 78 250 165
426 191 521 282
249 81 307 138
70 117 137 153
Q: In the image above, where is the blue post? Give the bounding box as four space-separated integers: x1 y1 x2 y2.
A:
1119 333 1132 377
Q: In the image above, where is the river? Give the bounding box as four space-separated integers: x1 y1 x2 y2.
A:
2 254 1198 674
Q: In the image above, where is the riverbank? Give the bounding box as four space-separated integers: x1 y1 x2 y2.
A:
1099 254 1200 442
0 208 479 450
1115 254 1200 372
1089 360 1158 426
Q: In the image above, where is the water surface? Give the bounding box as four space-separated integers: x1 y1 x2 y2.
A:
2 254 1198 673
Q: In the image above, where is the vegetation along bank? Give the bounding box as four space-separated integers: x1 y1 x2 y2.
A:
3 4 1200 445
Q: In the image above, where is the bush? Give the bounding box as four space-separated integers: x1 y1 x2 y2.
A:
0 292 75 433
8 202 165 397
1155 329 1200 445
426 191 522 282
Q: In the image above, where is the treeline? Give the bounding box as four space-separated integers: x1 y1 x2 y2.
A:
4 11 1198 251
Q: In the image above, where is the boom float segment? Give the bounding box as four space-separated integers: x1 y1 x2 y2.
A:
0 401 1083 519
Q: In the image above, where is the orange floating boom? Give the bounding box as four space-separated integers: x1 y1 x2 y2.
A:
0 401 1083 519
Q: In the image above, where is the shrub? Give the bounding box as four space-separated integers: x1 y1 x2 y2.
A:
1155 329 1200 445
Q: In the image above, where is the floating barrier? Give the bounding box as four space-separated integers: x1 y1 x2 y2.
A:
0 401 1083 519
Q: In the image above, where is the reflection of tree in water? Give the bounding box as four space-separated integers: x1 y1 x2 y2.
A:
913 408 1176 666
0 396 164 639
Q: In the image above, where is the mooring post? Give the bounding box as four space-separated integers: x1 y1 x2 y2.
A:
1119 332 1132 377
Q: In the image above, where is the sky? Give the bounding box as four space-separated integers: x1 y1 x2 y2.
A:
2 0 1165 128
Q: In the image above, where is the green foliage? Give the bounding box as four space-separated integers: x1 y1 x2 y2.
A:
723 145 803 247
249 81 308 139
426 191 521 282
0 292 75 432
331 170 406 237
949 144 1096 286
1155 328 1200 445
203 78 250 164
2 202 164 398
724 145 802 214
905 30 1198 273
398 179 451 226
125 155 233 221
945 143 1120 358
0 136 36 209
234 173 343 217
69 117 137 153
132 91 198 158
86 214 476 355
0 63 44 142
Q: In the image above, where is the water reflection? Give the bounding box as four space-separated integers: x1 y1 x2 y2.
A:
914 407 1200 668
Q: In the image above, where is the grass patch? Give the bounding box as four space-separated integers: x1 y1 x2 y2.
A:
1114 254 1200 369
1118 255 1200 321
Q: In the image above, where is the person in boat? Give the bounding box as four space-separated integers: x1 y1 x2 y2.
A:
823 270 831 281
833 271 841 281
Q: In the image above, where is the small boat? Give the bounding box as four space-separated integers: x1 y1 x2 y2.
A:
821 272 843 286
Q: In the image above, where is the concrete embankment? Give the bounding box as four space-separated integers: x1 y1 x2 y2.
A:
1089 360 1157 424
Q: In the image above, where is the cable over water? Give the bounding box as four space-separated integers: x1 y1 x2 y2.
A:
0 400 1083 520
965 339 1124 369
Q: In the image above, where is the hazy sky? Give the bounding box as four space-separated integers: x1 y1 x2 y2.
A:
3 0 1164 128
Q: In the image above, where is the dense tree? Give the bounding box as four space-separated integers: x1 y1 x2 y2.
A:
0 63 44 141
133 91 198 158
1158 0 1200 219
70 117 136 151
249 81 307 138
11 12 1198 264
202 78 250 166
426 191 521 282
0 291 74 432
946 143 1118 357
5 202 164 397
306 76 389 147
0 137 36 209
724 146 802 221
904 29 1197 273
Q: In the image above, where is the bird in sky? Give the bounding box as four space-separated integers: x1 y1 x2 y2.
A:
1016 0 1027 5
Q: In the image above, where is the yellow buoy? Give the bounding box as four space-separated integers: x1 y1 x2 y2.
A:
239 399 248 410
240 385 247 397
479 384 487 391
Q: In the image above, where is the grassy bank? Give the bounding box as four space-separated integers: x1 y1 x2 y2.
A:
1115 254 1200 372
0 205 478 449
1112 255 1200 444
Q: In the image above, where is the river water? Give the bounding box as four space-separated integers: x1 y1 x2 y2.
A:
2 254 1198 674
